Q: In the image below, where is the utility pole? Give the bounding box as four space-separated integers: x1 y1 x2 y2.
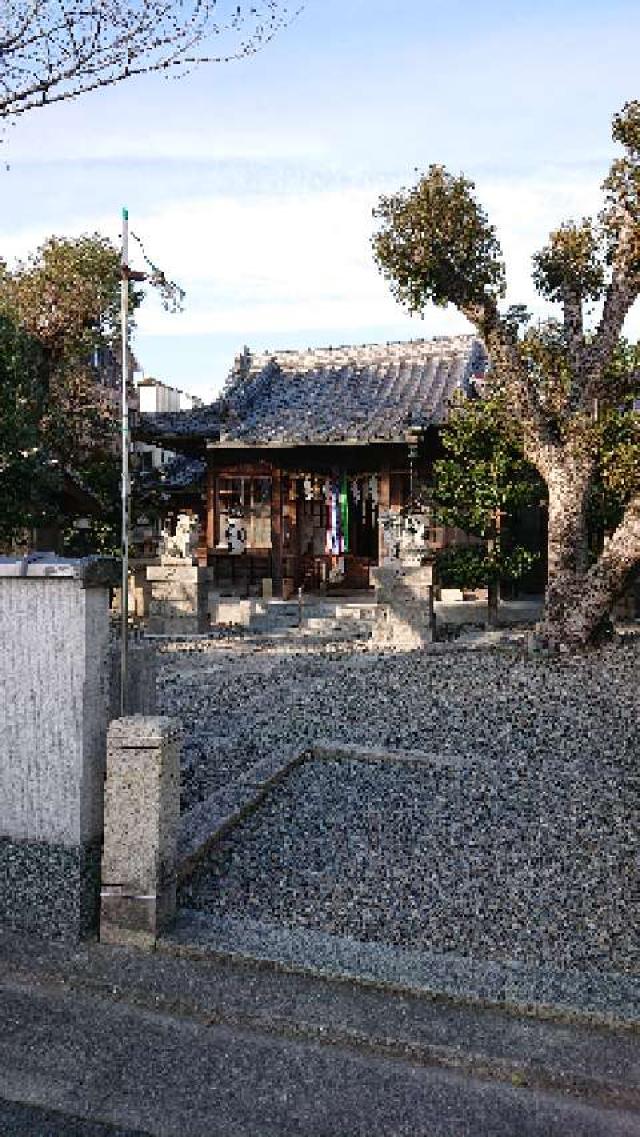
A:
118 209 185 716
120 206 129 717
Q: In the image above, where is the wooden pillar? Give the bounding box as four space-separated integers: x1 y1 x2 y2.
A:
379 460 391 511
206 465 216 559
271 466 283 596
378 459 391 564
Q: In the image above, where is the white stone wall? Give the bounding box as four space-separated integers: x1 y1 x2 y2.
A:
0 577 110 846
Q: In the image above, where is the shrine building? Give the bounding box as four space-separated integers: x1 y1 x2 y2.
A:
136 335 489 596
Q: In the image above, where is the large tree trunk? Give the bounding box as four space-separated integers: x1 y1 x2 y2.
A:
535 455 595 648
561 495 640 644
536 454 640 647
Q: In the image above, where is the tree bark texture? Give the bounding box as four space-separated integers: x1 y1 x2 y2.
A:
536 459 640 648
468 283 640 650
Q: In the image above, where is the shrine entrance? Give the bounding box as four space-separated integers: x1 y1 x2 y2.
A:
205 444 418 598
285 472 381 594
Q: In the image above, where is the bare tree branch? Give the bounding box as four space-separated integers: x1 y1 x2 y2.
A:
0 1 303 118
562 289 585 388
460 297 561 479
583 220 640 402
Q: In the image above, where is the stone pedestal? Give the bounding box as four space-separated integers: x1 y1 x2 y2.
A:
147 557 209 635
100 716 181 949
371 561 435 648
0 555 118 939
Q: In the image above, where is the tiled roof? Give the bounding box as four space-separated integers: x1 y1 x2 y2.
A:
135 403 221 443
221 336 487 444
138 454 206 491
137 335 487 448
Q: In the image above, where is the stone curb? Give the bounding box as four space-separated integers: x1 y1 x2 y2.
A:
312 740 473 771
176 749 311 880
177 742 469 881
172 742 640 1029
2 929 639 1120
162 910 640 1031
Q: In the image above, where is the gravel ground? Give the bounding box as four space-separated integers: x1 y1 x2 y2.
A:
179 749 637 971
159 634 639 810
161 634 639 971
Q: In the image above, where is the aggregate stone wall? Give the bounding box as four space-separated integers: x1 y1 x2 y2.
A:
0 560 116 938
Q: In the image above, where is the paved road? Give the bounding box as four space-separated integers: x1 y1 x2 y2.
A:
2 981 638 1137
0 933 638 1137
0 1097 148 1137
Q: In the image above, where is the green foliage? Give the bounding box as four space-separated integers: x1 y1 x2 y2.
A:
519 320 574 425
432 390 543 585
436 544 539 589
601 100 640 274
598 335 640 406
433 391 543 536
529 102 640 307
0 234 134 549
0 315 61 543
0 234 140 463
372 165 505 313
61 454 122 556
588 395 640 538
0 235 140 358
532 220 604 303
612 100 640 155
519 328 638 437
436 546 488 589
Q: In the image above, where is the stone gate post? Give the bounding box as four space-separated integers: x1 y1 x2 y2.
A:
100 716 181 949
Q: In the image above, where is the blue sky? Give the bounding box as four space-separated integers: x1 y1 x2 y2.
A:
1 0 639 398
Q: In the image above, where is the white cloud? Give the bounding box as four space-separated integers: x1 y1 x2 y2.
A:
1 169 638 344
131 172 640 341
132 188 381 330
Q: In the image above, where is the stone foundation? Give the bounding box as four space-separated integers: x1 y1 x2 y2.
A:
147 557 210 635
370 562 435 648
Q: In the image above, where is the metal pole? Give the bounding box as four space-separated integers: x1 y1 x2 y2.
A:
120 207 129 717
